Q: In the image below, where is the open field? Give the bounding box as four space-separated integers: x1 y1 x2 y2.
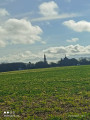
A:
0 65 90 120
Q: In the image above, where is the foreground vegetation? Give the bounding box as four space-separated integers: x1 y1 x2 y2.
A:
0 65 90 120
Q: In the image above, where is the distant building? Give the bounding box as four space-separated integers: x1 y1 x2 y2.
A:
63 54 69 61
44 54 47 64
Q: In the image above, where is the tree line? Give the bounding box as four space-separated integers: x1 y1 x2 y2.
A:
0 57 90 72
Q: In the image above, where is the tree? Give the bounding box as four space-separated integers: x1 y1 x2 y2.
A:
35 61 48 68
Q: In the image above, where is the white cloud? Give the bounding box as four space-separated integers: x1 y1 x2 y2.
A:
39 1 59 17
0 8 9 17
31 1 78 22
63 20 90 32
67 38 79 43
0 45 90 63
31 13 77 22
0 40 6 47
43 44 90 59
0 26 7 47
0 19 44 47
0 51 39 63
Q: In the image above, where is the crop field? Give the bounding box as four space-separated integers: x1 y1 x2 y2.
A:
0 65 90 120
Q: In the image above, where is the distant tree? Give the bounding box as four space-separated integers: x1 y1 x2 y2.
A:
69 58 78 65
27 62 35 69
0 56 90 73
49 62 57 67
79 58 89 65
35 61 48 68
58 57 78 66
0 62 26 72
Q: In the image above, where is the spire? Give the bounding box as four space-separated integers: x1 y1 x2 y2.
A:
64 54 68 60
44 54 47 63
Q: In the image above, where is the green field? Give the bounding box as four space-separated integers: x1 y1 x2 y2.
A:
0 65 90 120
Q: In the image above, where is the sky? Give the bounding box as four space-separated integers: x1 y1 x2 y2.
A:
0 0 90 63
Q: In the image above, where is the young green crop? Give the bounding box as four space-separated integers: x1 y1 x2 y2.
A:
0 65 90 119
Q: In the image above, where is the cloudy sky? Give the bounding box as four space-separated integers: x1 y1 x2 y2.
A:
0 0 90 63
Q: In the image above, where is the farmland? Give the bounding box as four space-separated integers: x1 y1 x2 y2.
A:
0 65 90 120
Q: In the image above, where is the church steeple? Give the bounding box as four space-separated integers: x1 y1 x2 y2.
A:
64 54 68 60
44 54 47 63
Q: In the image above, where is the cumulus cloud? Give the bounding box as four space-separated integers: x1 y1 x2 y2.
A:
0 8 9 17
0 45 90 63
43 44 90 59
0 51 40 63
0 18 44 47
31 1 78 22
63 20 90 32
0 40 6 47
67 38 79 43
39 1 59 17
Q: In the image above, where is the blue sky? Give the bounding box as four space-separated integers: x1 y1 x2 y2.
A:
0 0 90 63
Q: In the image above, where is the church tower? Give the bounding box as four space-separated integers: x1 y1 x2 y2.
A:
44 54 47 63
65 54 67 59
64 54 68 60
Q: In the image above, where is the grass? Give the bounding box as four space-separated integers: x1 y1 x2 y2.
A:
0 65 90 120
